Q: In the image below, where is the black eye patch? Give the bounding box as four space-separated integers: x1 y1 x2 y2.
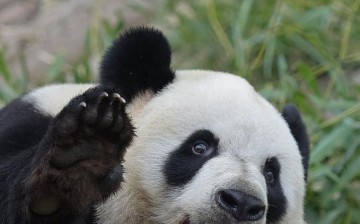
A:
163 129 218 187
263 157 287 223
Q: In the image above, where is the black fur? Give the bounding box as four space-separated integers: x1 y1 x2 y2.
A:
0 100 50 224
100 27 175 102
164 130 219 186
0 86 134 224
0 99 52 160
264 157 287 224
282 104 310 180
0 100 53 224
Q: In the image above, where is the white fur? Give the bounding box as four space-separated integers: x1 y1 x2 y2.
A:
23 83 94 116
96 70 306 224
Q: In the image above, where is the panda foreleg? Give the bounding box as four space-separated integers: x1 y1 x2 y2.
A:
25 86 134 223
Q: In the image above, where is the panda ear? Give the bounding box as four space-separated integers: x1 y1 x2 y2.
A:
99 27 175 102
282 104 310 180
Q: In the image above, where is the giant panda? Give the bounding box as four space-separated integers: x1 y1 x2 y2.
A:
0 27 309 224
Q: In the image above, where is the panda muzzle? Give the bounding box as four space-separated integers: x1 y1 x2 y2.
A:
215 189 266 222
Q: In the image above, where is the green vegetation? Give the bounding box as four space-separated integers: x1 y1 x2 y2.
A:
1 0 359 223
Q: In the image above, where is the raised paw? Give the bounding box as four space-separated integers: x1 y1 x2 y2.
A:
50 86 133 168
26 86 134 220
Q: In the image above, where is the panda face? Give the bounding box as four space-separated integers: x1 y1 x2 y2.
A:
120 70 306 224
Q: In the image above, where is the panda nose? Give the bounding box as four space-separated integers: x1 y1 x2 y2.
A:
216 189 265 222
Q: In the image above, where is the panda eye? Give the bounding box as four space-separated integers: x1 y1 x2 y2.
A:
192 141 209 155
266 171 274 183
264 157 280 184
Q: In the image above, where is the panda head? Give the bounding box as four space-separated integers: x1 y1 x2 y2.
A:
97 28 310 224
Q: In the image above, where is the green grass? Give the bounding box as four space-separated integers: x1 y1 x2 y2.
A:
1 0 360 223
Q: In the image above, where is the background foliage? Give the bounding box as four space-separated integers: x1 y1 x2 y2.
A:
1 0 359 223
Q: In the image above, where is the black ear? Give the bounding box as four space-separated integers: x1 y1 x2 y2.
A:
282 104 310 180
99 27 175 102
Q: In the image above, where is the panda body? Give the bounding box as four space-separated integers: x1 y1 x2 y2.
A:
0 28 309 224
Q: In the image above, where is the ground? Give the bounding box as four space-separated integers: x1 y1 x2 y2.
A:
0 0 157 86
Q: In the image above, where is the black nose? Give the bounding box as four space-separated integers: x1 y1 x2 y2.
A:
216 189 265 222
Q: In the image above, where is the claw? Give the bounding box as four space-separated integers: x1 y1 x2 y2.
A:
111 93 126 104
120 97 126 104
97 92 109 104
79 102 87 108
100 92 109 98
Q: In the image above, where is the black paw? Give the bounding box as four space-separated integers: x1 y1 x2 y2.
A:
27 86 134 219
49 86 134 168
